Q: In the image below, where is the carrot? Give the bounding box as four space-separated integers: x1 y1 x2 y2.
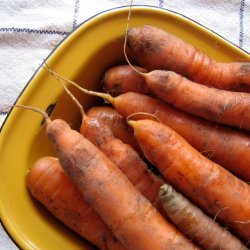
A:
27 156 125 250
46 70 164 208
81 119 164 208
102 65 150 96
127 119 250 240
103 63 250 130
80 116 164 207
45 70 250 182
86 106 141 154
13 104 197 250
126 25 250 92
111 93 250 182
45 118 198 250
142 69 250 130
159 183 247 250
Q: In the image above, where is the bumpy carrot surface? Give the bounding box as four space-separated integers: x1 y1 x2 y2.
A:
81 118 164 210
159 184 247 250
144 70 250 130
47 70 250 181
103 65 150 96
107 92 250 182
127 25 250 92
54 76 164 208
87 106 141 154
80 115 164 208
27 156 125 250
45 119 198 250
128 119 250 240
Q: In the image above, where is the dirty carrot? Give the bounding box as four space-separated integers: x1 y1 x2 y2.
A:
102 65 150 96
46 70 164 208
80 115 164 206
126 25 250 92
15 104 197 250
86 106 141 154
102 65 250 130
128 119 250 240
45 119 198 250
143 69 250 130
43 70 250 182
159 183 247 250
111 93 250 182
27 156 125 250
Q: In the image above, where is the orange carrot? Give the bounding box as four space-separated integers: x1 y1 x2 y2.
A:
87 106 141 154
142 69 250 130
47 71 164 208
45 118 198 250
128 119 250 240
12 104 197 250
103 65 150 96
127 25 250 92
159 183 247 250
80 116 164 207
103 64 250 130
46 70 250 182
110 93 250 182
27 156 125 250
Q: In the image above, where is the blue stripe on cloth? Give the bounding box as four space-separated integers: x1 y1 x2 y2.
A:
239 0 245 47
0 112 8 115
73 0 80 29
0 27 69 36
159 0 163 8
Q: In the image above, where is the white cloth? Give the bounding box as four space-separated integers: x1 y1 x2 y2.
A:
0 0 249 249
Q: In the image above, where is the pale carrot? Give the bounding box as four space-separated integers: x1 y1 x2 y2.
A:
159 183 247 250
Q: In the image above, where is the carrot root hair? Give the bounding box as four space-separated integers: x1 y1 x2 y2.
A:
42 64 114 103
234 220 250 224
123 0 147 77
213 206 228 221
9 104 51 123
43 63 87 120
126 112 162 124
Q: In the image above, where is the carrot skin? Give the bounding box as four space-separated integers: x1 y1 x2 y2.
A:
159 184 247 250
27 156 125 250
127 25 250 92
110 92 250 182
46 119 199 250
102 65 150 96
129 119 250 240
145 70 250 130
86 106 141 154
80 116 164 209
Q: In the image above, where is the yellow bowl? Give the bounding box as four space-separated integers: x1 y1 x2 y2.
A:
0 6 249 250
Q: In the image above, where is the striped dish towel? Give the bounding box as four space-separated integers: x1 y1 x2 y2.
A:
0 0 249 249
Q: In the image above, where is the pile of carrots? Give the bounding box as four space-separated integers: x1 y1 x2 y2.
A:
26 24 250 250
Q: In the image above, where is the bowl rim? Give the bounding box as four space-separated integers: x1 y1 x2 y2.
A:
0 4 249 249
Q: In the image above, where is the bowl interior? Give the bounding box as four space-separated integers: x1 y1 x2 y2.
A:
0 6 249 250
